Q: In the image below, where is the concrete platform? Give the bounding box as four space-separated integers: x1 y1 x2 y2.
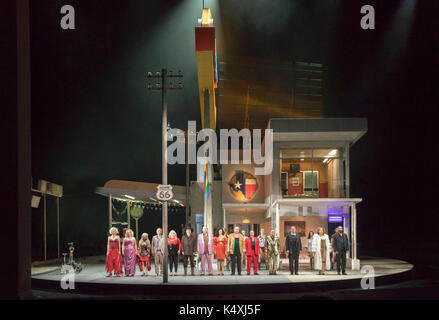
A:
31 256 413 296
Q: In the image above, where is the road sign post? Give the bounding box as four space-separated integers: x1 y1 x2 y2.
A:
147 68 183 283
157 184 174 201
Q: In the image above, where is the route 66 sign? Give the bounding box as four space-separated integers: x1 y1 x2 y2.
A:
157 184 173 201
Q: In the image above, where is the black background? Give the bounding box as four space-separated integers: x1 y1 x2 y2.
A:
28 0 439 265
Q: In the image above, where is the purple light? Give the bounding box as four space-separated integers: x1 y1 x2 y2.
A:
328 215 343 223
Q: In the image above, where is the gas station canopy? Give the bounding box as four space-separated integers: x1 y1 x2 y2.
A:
96 180 186 204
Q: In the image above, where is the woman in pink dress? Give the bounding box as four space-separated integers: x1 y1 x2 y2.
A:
122 229 137 276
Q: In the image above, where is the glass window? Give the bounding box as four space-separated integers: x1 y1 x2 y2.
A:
280 148 345 198
280 149 313 159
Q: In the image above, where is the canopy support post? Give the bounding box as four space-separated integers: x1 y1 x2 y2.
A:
108 194 112 230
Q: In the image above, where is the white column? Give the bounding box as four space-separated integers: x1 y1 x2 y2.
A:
352 203 357 260
57 197 60 259
108 194 112 229
43 193 47 261
275 203 280 238
203 165 213 234
223 207 226 229
204 195 213 233
127 203 131 230
350 202 360 270
275 203 280 270
345 143 350 198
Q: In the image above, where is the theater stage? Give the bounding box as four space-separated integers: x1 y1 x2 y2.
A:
32 256 413 297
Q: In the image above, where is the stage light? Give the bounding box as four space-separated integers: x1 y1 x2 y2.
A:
124 194 135 200
329 149 337 156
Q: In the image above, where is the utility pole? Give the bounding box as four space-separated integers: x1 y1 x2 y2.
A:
186 130 190 228
147 69 183 283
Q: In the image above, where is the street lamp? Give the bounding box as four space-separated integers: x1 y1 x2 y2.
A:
147 68 183 284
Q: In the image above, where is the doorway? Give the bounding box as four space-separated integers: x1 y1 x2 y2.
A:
328 215 344 238
303 171 319 196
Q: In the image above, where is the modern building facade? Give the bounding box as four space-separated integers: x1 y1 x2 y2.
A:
189 117 367 270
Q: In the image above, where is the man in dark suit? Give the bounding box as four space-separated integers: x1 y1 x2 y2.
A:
285 226 302 275
181 227 197 276
332 226 349 275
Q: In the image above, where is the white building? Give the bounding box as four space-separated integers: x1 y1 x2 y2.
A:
189 117 367 270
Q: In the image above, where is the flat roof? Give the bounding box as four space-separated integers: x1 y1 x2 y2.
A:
268 118 368 144
95 180 186 203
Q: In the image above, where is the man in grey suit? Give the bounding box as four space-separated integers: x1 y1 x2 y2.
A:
151 228 165 276
332 226 349 275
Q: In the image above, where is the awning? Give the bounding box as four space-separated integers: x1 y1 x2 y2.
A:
95 180 186 204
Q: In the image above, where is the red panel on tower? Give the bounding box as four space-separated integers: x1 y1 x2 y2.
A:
195 27 215 52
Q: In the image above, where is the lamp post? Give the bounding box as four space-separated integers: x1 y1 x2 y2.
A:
147 69 183 283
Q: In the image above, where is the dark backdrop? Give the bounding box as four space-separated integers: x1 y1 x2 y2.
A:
30 0 202 259
30 1 439 265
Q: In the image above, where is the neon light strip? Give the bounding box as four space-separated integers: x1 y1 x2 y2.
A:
328 215 343 222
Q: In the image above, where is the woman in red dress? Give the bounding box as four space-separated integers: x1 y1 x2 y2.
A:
168 230 181 276
105 227 122 277
214 228 228 275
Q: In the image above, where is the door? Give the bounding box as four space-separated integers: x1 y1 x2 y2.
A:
303 171 318 196
328 215 344 238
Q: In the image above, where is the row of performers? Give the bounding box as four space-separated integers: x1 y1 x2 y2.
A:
105 225 275 277
106 225 349 277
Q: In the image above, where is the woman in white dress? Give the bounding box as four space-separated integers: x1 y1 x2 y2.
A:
312 227 331 275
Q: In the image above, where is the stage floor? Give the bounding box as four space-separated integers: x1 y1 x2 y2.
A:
32 255 412 289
